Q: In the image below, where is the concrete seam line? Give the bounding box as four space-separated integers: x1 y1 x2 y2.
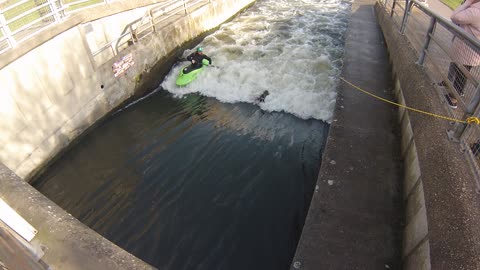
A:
77 26 97 72
404 175 422 208
403 133 414 160
401 113 413 158
399 92 407 124
402 233 430 262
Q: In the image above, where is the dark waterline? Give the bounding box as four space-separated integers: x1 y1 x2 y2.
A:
32 90 329 269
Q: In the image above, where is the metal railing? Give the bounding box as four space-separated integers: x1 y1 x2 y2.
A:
0 0 210 56
90 0 209 62
0 0 114 54
0 0 211 55
378 0 480 188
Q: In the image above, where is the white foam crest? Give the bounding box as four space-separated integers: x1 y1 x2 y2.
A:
161 0 351 122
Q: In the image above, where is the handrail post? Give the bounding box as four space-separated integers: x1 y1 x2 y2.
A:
417 16 436 66
455 84 480 142
129 25 136 44
400 0 413 34
390 0 397 17
111 43 117 56
0 13 16 48
446 81 480 143
48 0 61 22
183 0 188 15
467 84 480 115
149 9 155 33
57 0 66 18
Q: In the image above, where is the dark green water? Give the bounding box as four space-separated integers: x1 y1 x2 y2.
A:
32 90 329 270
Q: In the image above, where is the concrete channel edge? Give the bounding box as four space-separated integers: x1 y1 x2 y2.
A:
375 3 480 270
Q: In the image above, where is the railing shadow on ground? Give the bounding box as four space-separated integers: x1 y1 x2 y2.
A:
379 0 480 191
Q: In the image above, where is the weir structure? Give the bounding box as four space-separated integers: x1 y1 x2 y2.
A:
2 0 480 269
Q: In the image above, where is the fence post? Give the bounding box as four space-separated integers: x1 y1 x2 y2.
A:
149 9 155 33
0 13 16 48
467 85 480 115
400 0 413 34
390 0 397 17
183 0 188 15
48 0 61 22
129 25 136 44
416 16 436 66
57 0 66 18
452 84 480 142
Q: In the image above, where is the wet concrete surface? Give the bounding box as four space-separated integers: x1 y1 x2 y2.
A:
291 0 403 268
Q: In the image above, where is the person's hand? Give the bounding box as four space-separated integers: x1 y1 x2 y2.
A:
192 60 196 64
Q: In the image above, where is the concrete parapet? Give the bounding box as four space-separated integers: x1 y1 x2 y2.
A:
0 163 156 270
375 3 480 269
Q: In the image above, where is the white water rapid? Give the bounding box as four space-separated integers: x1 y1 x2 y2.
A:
161 0 351 123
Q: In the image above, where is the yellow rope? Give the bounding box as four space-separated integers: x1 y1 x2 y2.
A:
340 77 480 125
467 117 480 125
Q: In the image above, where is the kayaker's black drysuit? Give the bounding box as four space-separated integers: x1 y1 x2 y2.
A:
184 52 212 73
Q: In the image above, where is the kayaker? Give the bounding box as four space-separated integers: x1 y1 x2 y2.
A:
256 90 270 103
186 47 212 70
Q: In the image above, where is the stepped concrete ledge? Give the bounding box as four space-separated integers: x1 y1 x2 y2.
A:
0 163 155 270
292 0 403 268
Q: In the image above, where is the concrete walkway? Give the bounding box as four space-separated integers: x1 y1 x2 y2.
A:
291 0 403 268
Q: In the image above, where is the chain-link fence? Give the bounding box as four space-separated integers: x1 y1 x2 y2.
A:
378 0 480 188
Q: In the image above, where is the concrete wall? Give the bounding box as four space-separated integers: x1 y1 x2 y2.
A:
0 163 156 270
0 0 255 181
375 3 480 270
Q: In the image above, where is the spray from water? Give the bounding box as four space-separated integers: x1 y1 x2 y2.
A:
162 0 351 123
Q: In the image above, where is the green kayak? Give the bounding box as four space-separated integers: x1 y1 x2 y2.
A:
176 59 210 86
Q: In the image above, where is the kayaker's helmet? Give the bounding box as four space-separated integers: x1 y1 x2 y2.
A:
196 47 203 53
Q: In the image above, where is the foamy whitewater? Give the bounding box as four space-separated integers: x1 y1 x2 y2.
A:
161 0 351 122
